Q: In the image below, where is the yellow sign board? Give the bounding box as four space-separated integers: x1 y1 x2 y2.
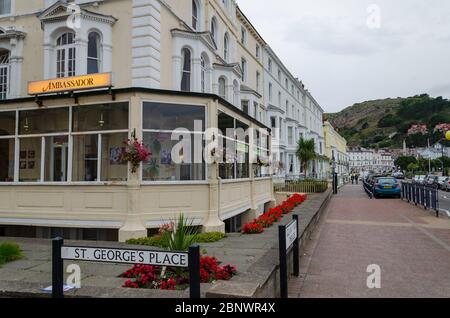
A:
28 73 112 95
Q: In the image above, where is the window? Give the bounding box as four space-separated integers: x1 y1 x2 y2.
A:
241 100 249 114
256 44 260 59
210 17 217 43
278 91 281 106
218 77 226 99
201 55 206 93
192 0 199 30
0 111 15 182
16 108 70 183
288 127 293 145
278 69 281 82
268 58 272 73
181 48 191 92
256 71 260 92
268 83 272 102
72 103 129 182
143 102 205 182
56 32 76 78
241 58 247 82
223 33 229 61
0 0 11 15
285 78 288 89
0 51 9 100
218 112 250 180
87 32 101 74
241 26 246 45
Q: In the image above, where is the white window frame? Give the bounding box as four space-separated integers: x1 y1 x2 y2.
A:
141 100 208 185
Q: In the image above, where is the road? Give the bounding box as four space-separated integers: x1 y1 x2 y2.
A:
439 190 450 217
289 184 450 298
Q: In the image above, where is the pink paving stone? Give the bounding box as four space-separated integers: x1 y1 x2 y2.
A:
289 184 450 298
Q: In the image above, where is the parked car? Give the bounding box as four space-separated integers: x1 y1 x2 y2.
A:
413 175 426 183
438 177 449 190
443 178 450 192
372 177 402 198
392 171 405 180
423 175 439 187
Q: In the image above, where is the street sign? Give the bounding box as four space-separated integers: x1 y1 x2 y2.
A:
285 220 298 250
52 238 200 299
61 246 189 267
278 214 300 299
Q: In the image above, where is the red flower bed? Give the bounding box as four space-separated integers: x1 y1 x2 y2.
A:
121 256 237 290
242 193 307 234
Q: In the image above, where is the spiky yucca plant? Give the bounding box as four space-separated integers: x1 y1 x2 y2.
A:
161 214 198 251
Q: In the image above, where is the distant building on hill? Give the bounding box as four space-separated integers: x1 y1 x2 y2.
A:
407 124 428 136
434 123 450 133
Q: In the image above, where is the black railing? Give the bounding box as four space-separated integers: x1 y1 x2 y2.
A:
401 182 439 217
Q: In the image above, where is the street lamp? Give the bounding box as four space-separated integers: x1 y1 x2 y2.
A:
332 153 337 194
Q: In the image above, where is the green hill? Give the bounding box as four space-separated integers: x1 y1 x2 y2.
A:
325 94 450 149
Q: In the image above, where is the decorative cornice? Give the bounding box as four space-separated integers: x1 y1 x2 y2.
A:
0 28 26 41
213 62 242 78
38 1 117 26
171 28 218 52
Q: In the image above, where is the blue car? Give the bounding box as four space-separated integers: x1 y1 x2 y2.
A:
372 177 401 198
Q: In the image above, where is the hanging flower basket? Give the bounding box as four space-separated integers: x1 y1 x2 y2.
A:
121 137 151 173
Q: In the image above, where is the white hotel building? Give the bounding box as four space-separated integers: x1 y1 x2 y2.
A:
0 0 325 241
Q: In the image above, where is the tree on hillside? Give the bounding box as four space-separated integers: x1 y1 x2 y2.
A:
296 138 318 178
395 156 417 171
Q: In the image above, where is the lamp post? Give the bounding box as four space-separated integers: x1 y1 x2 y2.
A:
332 153 337 194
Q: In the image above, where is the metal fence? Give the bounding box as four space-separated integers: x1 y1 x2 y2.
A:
401 182 439 217
274 180 329 194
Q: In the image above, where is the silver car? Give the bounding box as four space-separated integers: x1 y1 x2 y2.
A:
438 177 449 190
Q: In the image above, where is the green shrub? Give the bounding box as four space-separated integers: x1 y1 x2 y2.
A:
194 232 226 243
0 242 23 265
127 232 225 248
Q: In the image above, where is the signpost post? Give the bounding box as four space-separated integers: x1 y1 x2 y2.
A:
278 214 299 298
52 238 201 298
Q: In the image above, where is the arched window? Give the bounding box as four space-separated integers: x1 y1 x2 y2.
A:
201 55 206 93
0 50 9 100
218 77 226 99
87 32 101 74
181 48 191 92
192 0 199 30
210 17 217 44
56 32 76 78
223 33 229 61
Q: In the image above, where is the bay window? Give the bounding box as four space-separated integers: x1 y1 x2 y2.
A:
142 102 206 182
181 48 192 92
72 103 128 182
0 102 129 184
218 112 250 180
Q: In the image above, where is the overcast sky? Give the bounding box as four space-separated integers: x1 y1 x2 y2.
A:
237 0 450 113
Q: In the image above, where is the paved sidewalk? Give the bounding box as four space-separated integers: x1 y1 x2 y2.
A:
289 184 450 298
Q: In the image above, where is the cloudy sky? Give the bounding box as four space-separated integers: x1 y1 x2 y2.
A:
237 0 450 113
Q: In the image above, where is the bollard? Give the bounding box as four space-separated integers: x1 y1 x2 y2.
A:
52 237 64 299
189 245 201 299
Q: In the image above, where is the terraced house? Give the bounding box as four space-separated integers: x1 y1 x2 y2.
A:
0 0 323 242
